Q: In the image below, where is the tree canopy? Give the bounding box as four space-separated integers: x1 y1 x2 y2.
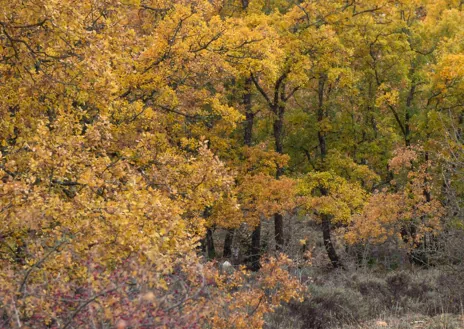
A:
1 0 463 328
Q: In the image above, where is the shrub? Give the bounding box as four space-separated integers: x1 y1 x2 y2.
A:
386 271 412 301
291 285 366 329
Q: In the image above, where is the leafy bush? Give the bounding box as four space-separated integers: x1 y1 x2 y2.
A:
290 285 367 329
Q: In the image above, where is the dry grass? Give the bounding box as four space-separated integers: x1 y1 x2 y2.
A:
265 267 464 329
340 313 464 329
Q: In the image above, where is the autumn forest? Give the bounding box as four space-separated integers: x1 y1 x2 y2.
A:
1 0 463 328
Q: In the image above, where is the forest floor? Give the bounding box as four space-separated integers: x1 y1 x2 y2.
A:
217 219 464 329
263 265 464 329
344 314 464 329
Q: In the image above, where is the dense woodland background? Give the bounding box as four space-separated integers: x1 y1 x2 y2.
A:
1 0 463 328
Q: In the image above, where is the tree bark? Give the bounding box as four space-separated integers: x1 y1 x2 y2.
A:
273 106 284 156
223 229 234 258
244 77 254 146
273 104 285 251
274 213 284 251
404 84 415 146
317 75 343 268
206 228 215 260
251 72 289 254
243 76 262 269
317 76 327 161
250 223 261 271
405 83 428 265
321 214 342 268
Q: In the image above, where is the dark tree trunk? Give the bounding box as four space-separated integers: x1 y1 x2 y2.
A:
223 229 234 258
244 110 254 146
321 215 342 268
273 105 285 251
424 151 431 202
244 77 254 146
317 76 327 162
250 223 261 271
273 107 284 156
251 72 289 254
206 228 215 260
274 213 284 251
243 75 262 269
410 151 432 267
317 75 343 269
404 84 415 146
405 83 429 266
318 129 326 161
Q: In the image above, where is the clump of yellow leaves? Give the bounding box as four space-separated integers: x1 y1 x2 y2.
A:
299 171 368 224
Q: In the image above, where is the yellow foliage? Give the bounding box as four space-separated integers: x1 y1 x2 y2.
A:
299 171 368 224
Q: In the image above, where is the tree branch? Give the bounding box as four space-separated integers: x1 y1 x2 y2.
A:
250 73 273 108
387 104 407 138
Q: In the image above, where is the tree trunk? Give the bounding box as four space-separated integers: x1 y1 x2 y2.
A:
317 75 343 268
409 150 432 267
274 213 284 251
404 84 415 146
243 76 262 268
250 223 261 271
273 106 285 251
206 228 215 260
317 76 327 162
251 73 289 254
244 77 254 146
223 229 234 258
273 107 284 156
321 215 342 268
405 83 428 266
